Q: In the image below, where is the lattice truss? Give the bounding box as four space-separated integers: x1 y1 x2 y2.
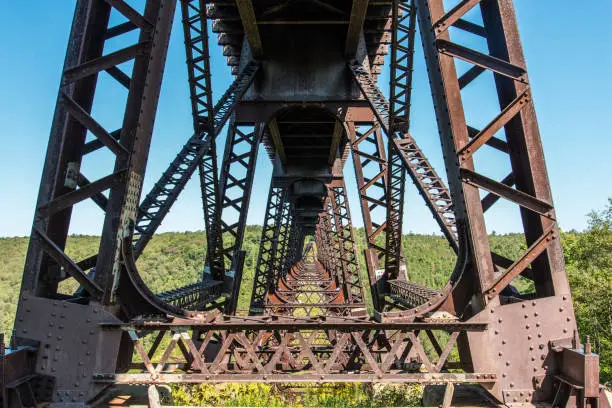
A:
98 319 490 384
3 0 602 407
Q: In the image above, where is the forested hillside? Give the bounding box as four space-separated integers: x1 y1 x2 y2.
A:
0 200 610 384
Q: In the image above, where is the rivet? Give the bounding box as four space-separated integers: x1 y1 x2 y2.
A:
559 308 564 312
532 301 537 306
534 312 539 317
563 328 568 333
522 304 526 309
506 361 510 366
510 382 515 388
528 335 532 340
526 325 530 329
530 346 534 350
498 352 503 356
498 318 503 323
502 373 507 378
524 314 529 319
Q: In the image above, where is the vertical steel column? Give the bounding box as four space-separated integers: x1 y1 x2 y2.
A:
178 0 221 275
415 0 568 304
271 199 294 285
385 0 417 284
249 180 287 314
94 0 178 302
20 0 112 297
212 120 262 278
18 0 177 303
314 203 337 278
328 179 365 306
416 0 580 401
347 121 388 310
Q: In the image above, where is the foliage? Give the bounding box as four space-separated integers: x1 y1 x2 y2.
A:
171 383 423 407
562 199 612 385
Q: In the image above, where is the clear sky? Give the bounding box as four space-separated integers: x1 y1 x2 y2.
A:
0 1 610 238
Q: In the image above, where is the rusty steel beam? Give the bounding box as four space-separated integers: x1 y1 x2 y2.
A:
235 0 264 57
345 0 369 56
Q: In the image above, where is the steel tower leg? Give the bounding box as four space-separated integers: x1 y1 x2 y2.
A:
249 179 287 314
347 121 389 311
213 118 262 312
14 0 177 404
328 179 365 308
416 0 586 402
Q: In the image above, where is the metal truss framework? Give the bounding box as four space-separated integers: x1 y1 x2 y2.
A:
97 318 491 384
2 0 605 407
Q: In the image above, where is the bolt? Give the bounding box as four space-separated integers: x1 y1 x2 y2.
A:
585 336 592 355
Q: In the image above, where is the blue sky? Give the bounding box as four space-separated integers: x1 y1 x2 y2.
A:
0 1 610 238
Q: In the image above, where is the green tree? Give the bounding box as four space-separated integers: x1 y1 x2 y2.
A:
563 199 612 385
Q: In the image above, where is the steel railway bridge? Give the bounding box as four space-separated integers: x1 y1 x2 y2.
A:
1 0 608 407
